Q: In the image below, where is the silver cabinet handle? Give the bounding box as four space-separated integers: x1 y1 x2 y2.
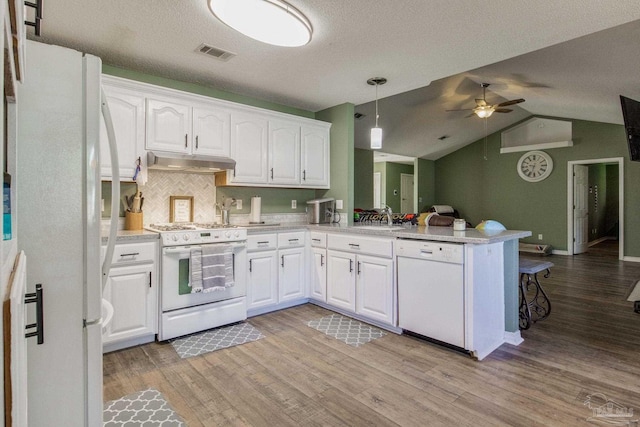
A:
349 259 353 272
281 255 285 267
303 170 306 181
320 254 324 266
185 134 188 148
270 168 274 179
249 259 252 272
357 261 361 275
349 243 360 249
148 271 152 288
119 252 139 257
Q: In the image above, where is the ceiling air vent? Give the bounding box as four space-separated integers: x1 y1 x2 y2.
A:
354 112 366 119
196 43 236 62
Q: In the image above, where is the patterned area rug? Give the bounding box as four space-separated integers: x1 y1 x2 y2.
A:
307 314 386 347
103 388 185 426
170 322 265 358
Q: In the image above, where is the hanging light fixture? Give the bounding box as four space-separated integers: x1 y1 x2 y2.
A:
367 77 387 150
474 105 495 119
208 0 312 47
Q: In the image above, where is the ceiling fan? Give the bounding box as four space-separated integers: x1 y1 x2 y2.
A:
447 83 525 118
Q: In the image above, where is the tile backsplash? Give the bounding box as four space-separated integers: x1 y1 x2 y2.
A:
138 170 217 225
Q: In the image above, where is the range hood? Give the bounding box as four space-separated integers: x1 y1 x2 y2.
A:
147 151 236 173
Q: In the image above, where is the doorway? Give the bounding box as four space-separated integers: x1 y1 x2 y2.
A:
400 173 414 213
567 157 623 260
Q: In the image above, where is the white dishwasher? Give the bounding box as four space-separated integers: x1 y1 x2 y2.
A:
396 239 465 348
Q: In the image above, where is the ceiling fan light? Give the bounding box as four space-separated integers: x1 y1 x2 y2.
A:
371 127 382 149
475 106 495 118
208 0 312 47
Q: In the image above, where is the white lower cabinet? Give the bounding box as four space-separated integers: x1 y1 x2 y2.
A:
326 251 356 311
279 247 305 302
247 250 279 309
310 247 327 302
355 255 394 325
102 240 158 352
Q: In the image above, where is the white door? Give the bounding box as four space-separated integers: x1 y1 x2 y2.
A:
373 172 382 209
356 255 394 325
279 247 305 302
269 119 300 185
326 251 356 311
247 251 278 309
230 112 269 183
310 247 327 302
301 125 330 187
102 264 156 345
146 98 191 153
100 87 145 180
573 164 589 254
192 106 230 156
400 173 414 213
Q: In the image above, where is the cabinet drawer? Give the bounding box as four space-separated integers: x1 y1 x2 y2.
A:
309 232 326 248
247 233 278 251
111 241 157 265
327 233 393 258
278 231 306 248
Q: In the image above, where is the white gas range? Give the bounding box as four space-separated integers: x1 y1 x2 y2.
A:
146 223 248 340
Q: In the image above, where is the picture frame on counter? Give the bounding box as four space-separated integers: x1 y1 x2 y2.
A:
169 195 194 223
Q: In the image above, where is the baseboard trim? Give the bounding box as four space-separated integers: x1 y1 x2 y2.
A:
623 256 640 263
551 250 570 256
588 236 617 247
504 330 524 346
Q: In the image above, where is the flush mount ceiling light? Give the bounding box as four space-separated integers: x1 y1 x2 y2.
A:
368 77 387 150
208 0 312 47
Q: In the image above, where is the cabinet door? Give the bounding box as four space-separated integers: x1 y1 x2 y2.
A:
356 255 394 325
279 247 305 303
146 98 191 153
301 125 330 187
193 106 231 157
103 263 156 345
269 119 300 185
100 87 145 181
326 250 356 312
247 251 278 309
230 112 269 183
310 247 327 302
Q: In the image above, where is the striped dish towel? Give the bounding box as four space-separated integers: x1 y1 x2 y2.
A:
200 244 234 292
190 247 203 293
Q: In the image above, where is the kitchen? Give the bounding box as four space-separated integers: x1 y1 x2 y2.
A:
1 1 640 426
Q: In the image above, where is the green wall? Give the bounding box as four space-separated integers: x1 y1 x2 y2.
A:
216 187 315 214
102 65 314 119
416 158 435 211
315 103 355 225
384 162 414 213
354 148 373 209
435 116 640 255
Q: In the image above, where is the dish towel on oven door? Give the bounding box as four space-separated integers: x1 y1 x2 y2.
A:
200 244 234 292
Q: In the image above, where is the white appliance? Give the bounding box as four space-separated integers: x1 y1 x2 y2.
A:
396 239 465 348
16 41 120 426
147 223 248 340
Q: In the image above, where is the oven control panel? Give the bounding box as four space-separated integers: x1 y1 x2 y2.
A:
161 228 248 246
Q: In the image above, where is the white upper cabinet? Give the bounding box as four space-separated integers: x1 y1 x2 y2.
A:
100 84 146 181
192 105 231 157
146 98 192 153
230 112 269 184
301 125 330 187
269 119 301 185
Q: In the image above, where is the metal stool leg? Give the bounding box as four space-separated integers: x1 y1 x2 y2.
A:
527 270 551 322
519 273 532 330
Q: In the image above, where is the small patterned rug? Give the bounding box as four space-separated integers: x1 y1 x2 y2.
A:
307 314 386 347
170 322 265 358
103 388 185 426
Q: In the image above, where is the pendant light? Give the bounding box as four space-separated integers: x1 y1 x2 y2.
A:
367 77 387 150
208 0 313 47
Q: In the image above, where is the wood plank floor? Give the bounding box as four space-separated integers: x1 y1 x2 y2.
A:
104 242 640 426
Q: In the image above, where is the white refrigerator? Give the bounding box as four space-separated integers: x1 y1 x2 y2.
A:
16 40 119 426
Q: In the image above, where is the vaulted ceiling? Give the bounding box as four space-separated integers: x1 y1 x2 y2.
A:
33 1 640 159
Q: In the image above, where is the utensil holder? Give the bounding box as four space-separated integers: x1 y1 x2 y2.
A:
125 211 143 230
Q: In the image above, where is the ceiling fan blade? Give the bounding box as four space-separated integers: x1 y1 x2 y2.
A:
446 108 474 112
494 108 513 113
475 98 487 107
465 113 476 118
496 98 525 107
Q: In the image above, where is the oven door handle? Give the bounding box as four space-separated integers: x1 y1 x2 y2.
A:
163 246 200 255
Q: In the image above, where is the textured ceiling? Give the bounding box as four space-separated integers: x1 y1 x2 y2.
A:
32 1 640 159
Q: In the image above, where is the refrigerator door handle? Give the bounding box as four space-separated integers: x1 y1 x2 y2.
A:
101 87 120 289
24 283 44 344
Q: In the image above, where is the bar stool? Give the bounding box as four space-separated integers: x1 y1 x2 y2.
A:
519 258 553 330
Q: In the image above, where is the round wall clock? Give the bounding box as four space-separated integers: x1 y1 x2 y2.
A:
517 150 553 182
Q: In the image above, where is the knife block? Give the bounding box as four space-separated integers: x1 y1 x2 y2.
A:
125 211 143 231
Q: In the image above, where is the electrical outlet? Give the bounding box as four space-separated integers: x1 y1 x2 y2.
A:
101 199 104 212
538 234 543 240
336 200 343 209
419 197 423 203
236 199 242 210
291 199 297 209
